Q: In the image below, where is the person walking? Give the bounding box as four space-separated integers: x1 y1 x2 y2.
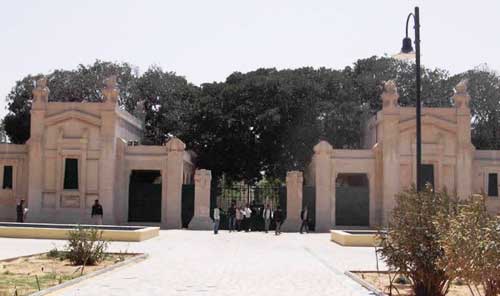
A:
213 206 221 234
242 203 252 232
91 199 104 225
228 202 236 232
16 199 27 223
235 205 243 231
262 204 273 233
274 206 283 235
250 200 258 231
300 206 309 234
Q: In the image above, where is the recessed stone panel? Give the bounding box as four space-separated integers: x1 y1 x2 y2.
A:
61 194 80 208
42 193 56 208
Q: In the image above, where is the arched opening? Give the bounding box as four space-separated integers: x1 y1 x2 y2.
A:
335 173 369 226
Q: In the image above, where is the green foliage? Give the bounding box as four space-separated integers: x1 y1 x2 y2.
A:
46 248 60 259
3 57 500 183
65 226 108 266
378 186 458 296
437 195 500 296
2 60 138 144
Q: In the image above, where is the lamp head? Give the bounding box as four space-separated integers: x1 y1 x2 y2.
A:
401 37 414 53
393 37 416 60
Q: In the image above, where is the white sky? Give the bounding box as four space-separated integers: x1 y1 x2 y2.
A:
1 0 499 118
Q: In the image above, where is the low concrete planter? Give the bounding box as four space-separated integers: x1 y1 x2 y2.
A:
29 253 148 296
344 271 385 296
0 222 159 241
330 230 381 247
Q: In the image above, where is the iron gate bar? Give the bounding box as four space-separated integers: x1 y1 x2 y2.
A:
210 183 286 231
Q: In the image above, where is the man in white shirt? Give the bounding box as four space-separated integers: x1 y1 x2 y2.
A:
262 204 273 233
242 204 252 232
213 206 221 234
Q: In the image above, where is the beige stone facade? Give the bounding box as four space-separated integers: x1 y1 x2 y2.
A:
0 77 194 228
307 80 500 231
1 77 499 232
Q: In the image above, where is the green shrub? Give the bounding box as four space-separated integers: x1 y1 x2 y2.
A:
65 226 108 266
437 195 500 296
377 186 457 296
47 248 60 259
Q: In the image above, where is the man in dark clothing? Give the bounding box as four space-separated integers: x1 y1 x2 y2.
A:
300 206 309 234
250 200 258 231
274 206 283 235
16 199 26 222
91 199 103 225
228 202 236 232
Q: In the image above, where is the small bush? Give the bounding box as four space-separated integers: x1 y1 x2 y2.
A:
437 195 500 296
47 248 60 259
65 226 108 266
377 186 457 296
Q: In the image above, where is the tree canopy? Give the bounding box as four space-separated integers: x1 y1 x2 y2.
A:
2 58 499 183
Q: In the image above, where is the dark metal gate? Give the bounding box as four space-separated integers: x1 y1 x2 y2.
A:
128 170 161 222
335 173 369 226
302 186 316 231
181 184 195 228
422 164 435 190
210 184 286 231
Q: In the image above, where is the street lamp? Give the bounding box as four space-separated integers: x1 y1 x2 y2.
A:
394 7 423 192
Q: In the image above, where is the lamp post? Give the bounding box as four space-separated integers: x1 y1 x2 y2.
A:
396 6 422 192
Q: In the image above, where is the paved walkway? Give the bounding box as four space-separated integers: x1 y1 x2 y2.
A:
0 230 382 296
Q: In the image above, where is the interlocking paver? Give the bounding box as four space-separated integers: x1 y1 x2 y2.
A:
0 230 383 295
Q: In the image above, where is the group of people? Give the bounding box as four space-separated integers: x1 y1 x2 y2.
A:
213 201 310 235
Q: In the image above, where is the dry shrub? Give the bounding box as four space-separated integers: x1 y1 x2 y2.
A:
65 226 108 266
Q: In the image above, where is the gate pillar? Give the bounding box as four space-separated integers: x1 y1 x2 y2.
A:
314 141 334 232
163 137 185 229
189 169 213 230
282 171 303 232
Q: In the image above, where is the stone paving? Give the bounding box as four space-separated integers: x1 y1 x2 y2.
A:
0 230 383 296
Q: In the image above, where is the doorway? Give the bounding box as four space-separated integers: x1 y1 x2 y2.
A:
335 173 370 226
128 170 162 222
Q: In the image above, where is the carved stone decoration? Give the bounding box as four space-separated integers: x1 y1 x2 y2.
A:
313 140 333 155
381 80 400 110
133 99 146 123
165 137 186 152
194 169 211 189
452 79 471 109
102 75 119 104
32 77 50 108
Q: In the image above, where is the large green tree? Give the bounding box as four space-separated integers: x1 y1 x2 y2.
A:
132 66 200 145
2 60 138 144
3 57 499 183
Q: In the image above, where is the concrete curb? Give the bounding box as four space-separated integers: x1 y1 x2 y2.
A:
344 271 385 296
30 253 148 296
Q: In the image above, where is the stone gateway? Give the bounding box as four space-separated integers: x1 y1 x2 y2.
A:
0 77 195 228
0 78 499 231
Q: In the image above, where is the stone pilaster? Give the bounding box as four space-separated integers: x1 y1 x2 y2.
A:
282 171 303 232
26 78 48 222
381 80 400 225
453 80 474 198
99 77 119 225
189 169 213 230
163 137 185 229
313 141 333 232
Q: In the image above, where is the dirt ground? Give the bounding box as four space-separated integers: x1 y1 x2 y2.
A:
0 252 136 296
354 272 483 296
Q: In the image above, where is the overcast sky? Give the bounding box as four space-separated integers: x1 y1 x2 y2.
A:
1 0 499 118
